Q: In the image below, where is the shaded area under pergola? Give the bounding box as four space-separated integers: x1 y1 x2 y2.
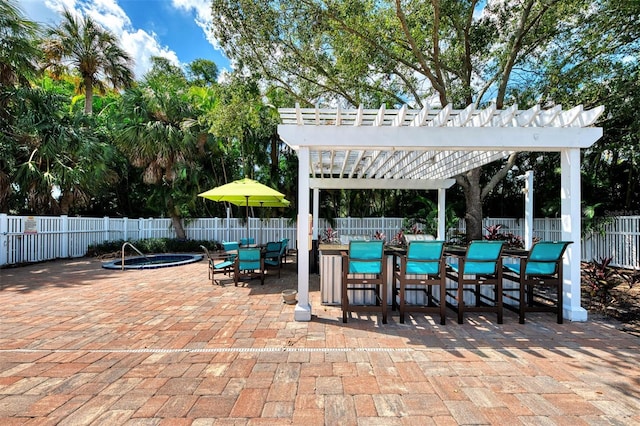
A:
278 103 604 322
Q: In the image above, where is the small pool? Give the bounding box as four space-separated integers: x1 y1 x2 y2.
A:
102 254 203 270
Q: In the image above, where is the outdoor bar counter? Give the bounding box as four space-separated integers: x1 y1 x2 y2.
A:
318 243 523 307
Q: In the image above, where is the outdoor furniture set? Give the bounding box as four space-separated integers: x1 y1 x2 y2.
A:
201 238 289 287
341 239 572 325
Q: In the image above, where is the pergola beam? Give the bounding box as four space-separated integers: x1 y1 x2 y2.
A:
278 126 603 151
309 178 456 190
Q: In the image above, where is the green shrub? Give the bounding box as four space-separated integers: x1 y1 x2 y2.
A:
87 238 220 257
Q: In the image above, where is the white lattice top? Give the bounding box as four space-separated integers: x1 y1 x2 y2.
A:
277 103 604 188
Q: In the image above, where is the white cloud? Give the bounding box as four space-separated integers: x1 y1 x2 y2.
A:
171 0 222 51
24 0 181 79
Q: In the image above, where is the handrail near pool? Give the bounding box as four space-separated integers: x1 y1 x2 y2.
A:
121 242 152 271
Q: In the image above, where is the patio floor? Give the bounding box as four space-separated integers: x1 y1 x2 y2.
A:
1 256 639 425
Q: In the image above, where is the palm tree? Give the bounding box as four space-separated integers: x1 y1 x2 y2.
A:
0 0 41 88
115 59 209 239
43 9 133 114
0 0 41 211
6 87 118 214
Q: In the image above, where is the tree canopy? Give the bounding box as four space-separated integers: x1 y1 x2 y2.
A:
209 0 639 238
0 1 638 244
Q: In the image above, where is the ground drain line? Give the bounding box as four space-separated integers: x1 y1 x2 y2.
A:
1 347 413 354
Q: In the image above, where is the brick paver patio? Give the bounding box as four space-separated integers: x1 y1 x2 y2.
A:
1 256 639 425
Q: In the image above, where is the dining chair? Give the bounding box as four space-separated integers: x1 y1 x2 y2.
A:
393 240 447 325
280 238 290 263
263 241 284 277
502 241 573 324
234 247 265 286
446 240 505 324
341 240 387 324
201 245 235 286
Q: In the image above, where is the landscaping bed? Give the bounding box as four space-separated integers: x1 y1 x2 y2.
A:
581 261 640 337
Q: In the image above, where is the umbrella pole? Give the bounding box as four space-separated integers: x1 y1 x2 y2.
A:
260 201 264 245
226 206 231 242
245 196 250 244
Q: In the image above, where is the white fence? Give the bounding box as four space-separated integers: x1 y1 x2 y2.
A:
1 213 638 269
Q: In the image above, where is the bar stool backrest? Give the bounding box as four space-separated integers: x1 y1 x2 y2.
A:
347 240 384 274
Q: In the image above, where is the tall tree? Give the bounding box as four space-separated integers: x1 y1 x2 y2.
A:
0 0 41 88
2 86 118 214
42 9 133 114
532 0 640 216
114 58 211 239
188 59 219 86
0 0 42 211
209 0 601 239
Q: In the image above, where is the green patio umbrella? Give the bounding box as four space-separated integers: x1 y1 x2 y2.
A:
198 178 290 240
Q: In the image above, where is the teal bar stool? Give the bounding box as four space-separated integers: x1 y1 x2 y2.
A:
503 241 572 324
341 240 387 324
446 241 505 324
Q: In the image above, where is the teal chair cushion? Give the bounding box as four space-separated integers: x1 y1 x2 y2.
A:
214 259 234 270
405 241 445 275
347 241 384 274
279 238 289 255
349 260 382 274
264 241 282 266
504 262 556 276
222 241 239 263
408 241 443 260
509 241 572 276
450 241 504 275
238 248 261 270
240 238 255 246
406 261 439 275
466 241 504 261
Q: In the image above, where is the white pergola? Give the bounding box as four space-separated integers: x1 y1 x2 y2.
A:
277 103 604 322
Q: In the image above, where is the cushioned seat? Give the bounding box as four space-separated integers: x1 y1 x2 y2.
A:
201 244 236 286
341 240 387 324
393 241 447 325
263 241 284 277
503 241 572 324
446 241 505 324
234 247 264 286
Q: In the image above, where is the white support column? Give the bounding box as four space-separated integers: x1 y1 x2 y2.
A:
312 188 320 240
561 148 587 321
103 216 109 243
524 171 534 250
437 188 446 240
296 147 312 321
0 213 8 267
61 215 69 258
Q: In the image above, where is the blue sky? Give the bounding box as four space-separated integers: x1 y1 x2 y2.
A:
19 0 231 80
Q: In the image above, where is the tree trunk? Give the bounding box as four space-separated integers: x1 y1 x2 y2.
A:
84 76 93 114
171 214 186 240
167 198 186 239
459 168 484 241
457 154 518 242
269 130 279 182
58 191 72 215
